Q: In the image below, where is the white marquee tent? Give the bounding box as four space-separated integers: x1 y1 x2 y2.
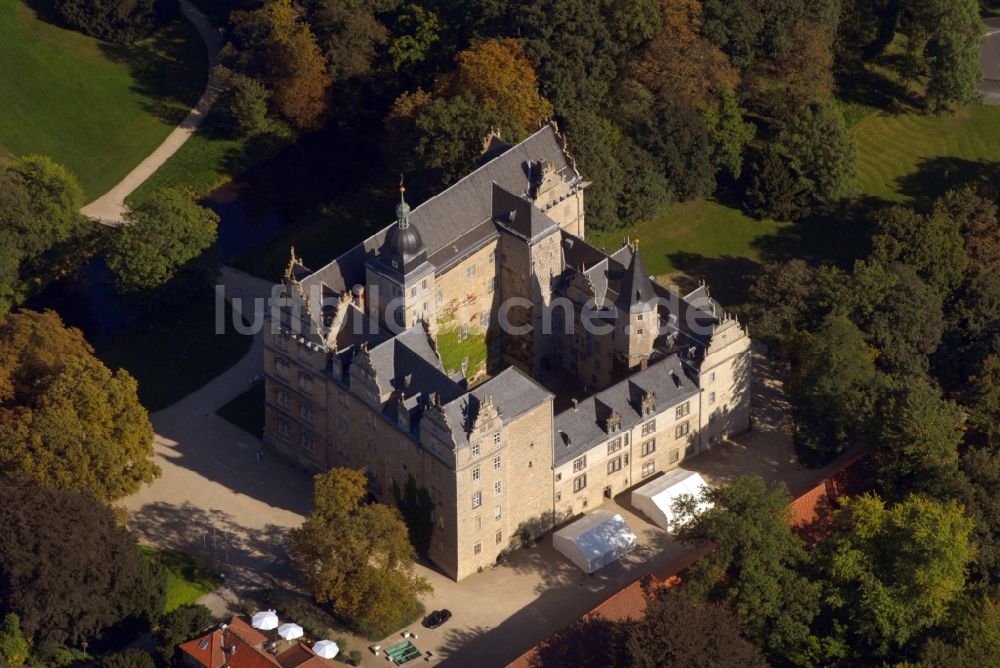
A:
552 510 638 574
631 469 712 532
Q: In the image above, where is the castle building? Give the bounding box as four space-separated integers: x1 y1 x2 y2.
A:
262 125 751 580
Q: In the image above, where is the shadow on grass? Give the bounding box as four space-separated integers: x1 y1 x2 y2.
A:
834 58 923 115
894 156 1000 209
98 17 206 125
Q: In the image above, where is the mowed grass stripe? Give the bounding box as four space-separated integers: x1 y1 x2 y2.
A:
0 0 204 199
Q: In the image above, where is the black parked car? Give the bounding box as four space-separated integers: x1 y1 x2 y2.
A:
422 609 452 629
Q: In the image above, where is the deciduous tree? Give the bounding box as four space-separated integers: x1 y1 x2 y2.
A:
262 0 332 128
823 493 973 657
871 204 968 295
288 468 431 636
674 476 822 664
0 480 163 645
0 613 29 666
0 309 157 502
107 187 219 294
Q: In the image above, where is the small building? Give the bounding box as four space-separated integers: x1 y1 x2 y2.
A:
630 469 712 532
552 510 637 573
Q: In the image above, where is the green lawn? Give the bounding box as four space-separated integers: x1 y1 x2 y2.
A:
96 297 252 412
0 0 205 199
216 382 265 437
142 546 222 612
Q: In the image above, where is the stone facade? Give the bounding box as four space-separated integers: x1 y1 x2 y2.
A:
261 125 751 580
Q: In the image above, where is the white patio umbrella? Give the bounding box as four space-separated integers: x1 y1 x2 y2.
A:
251 610 280 631
277 623 304 640
312 640 339 659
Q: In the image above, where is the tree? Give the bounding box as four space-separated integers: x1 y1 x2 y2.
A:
745 100 855 219
705 91 754 180
786 314 879 464
744 259 827 347
673 476 823 664
100 649 156 668
968 355 1000 451
513 0 622 113
0 310 157 502
935 269 1000 394
389 3 441 75
261 0 332 128
217 69 273 138
0 613 30 666
872 376 963 500
54 0 162 44
155 604 213 664
835 261 945 376
823 493 973 657
935 187 1000 275
288 468 431 636
306 0 391 81
922 596 1000 667
626 584 769 667
7 155 87 258
871 204 968 296
631 0 739 111
901 0 983 111
0 480 163 645
107 187 219 294
954 448 1000 585
437 39 553 138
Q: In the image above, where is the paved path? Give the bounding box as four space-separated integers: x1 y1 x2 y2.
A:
982 18 1000 105
80 0 223 225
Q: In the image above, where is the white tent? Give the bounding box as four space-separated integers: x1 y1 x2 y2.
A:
251 610 279 631
552 510 637 573
631 468 712 532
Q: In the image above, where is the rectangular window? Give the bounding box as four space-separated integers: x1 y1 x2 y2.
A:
710 372 716 383
474 515 481 531
480 312 490 328
493 432 502 447
465 265 477 278
496 530 503 545
275 358 288 378
670 449 680 464
277 418 291 437
494 505 501 520
607 437 623 455
300 432 314 452
338 417 348 433
641 439 656 456
573 455 586 472
421 279 428 290
488 250 496 264
474 542 482 556
410 287 416 298
641 419 656 436
366 412 374 428
337 391 347 407
436 290 443 304
472 443 480 457
675 422 690 438
365 437 374 452
298 373 312 393
472 466 480 481
555 472 562 482
276 388 289 408
460 324 469 341
300 402 313 423
472 491 481 509
608 457 622 474
676 402 690 419
709 391 716 404
573 474 587 492
494 481 502 495
642 461 656 478
494 455 501 470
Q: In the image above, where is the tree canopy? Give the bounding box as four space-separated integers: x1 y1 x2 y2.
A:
0 309 157 502
674 476 822 663
106 187 219 294
823 493 973 657
0 480 162 645
288 468 431 636
54 0 163 44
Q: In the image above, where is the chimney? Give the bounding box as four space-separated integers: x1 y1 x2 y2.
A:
352 284 365 311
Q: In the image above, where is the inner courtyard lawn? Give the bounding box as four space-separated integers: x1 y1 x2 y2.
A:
0 0 205 200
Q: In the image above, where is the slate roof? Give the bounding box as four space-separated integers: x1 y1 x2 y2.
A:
301 125 578 294
552 354 699 467
616 250 657 313
363 327 461 406
443 367 554 447
492 183 560 241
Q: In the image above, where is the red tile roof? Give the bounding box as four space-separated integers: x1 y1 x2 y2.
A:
179 629 282 668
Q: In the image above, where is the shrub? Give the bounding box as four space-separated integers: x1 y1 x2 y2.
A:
53 0 169 44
